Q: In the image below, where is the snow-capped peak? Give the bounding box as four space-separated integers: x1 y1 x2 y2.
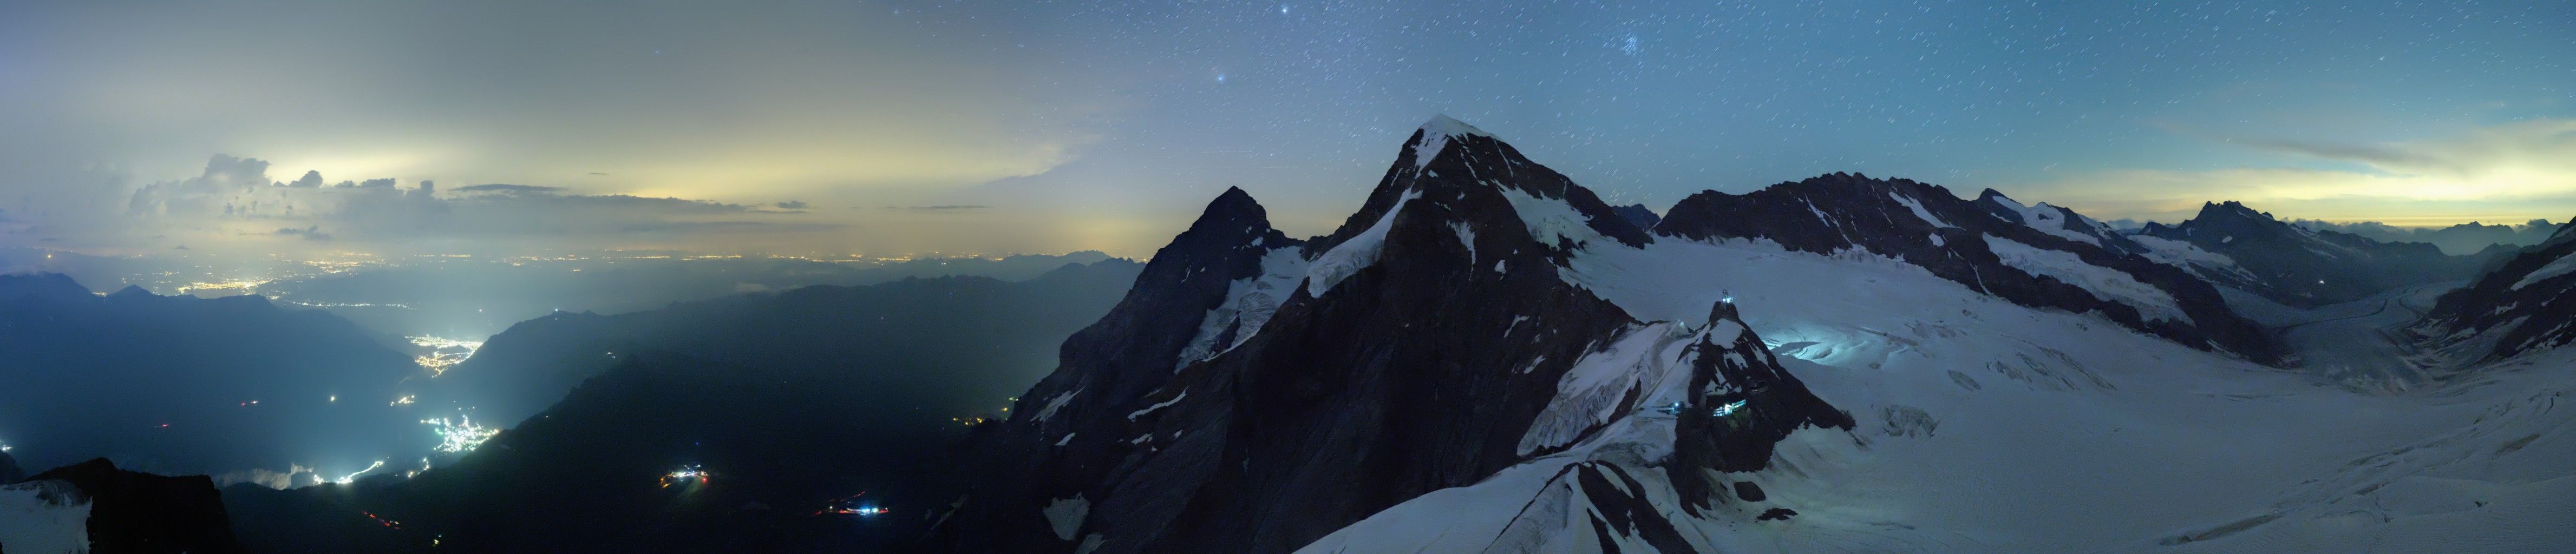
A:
1411 114 1493 169
1417 114 1492 139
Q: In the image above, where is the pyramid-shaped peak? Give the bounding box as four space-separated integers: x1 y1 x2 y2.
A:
1408 114 1501 170
1417 114 1493 139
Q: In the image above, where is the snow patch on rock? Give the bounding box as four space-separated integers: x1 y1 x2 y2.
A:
1984 235 2192 325
1499 186 1606 249
1127 390 1188 420
2130 234 2257 282
1449 221 1478 265
2510 252 2576 290
1516 323 1696 455
1306 189 1424 296
1178 246 1312 367
1033 388 1080 421
1043 495 1089 540
1890 190 1954 228
1986 194 2103 245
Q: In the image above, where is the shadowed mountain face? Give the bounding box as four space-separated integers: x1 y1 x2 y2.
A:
226 355 940 553
252 251 1120 339
412 260 1145 428
1653 174 2283 365
0 273 421 477
2410 220 2576 361
2140 201 2487 308
923 116 1847 554
221 260 1143 553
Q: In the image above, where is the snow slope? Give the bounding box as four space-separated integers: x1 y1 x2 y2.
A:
0 480 91 554
1298 236 2576 553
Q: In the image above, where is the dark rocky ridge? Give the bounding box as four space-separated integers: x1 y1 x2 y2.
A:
2409 220 2576 361
25 458 249 554
2140 201 2485 308
925 117 1845 554
1654 173 2285 365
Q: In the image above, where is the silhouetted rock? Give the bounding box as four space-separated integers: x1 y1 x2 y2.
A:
2139 201 2485 307
27 458 248 554
1612 203 1662 230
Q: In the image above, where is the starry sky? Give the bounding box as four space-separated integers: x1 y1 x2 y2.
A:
2 1 2570 259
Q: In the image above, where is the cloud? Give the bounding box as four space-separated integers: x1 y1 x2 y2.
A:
213 464 313 490
885 205 992 211
98 155 833 252
774 201 808 210
1998 119 2576 227
274 226 331 241
450 183 563 194
2245 120 2576 183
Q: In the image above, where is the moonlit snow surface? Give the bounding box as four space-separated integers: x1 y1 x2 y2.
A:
1297 236 2576 553
0 480 92 554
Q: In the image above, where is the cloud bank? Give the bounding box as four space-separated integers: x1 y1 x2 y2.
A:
84 155 834 254
2002 120 2576 227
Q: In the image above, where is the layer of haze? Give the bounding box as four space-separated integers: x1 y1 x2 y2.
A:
2 1 2571 259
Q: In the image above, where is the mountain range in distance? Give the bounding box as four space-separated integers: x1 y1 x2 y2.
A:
5 115 2573 553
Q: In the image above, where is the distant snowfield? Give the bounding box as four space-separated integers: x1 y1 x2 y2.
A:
1299 237 2576 553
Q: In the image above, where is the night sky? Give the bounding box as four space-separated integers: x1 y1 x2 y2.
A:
2 1 2570 258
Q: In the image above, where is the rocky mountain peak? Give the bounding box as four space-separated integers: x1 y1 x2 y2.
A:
2140 199 2484 308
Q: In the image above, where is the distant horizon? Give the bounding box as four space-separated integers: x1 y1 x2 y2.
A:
17 152 2571 262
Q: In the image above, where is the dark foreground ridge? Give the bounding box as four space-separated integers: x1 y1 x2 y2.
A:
21 458 250 554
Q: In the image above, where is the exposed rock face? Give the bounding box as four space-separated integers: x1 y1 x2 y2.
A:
2409 220 2576 361
25 458 248 554
1612 203 1663 231
1666 301 1854 509
2139 201 2484 308
925 116 1846 554
921 186 1308 553
1654 173 2284 364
